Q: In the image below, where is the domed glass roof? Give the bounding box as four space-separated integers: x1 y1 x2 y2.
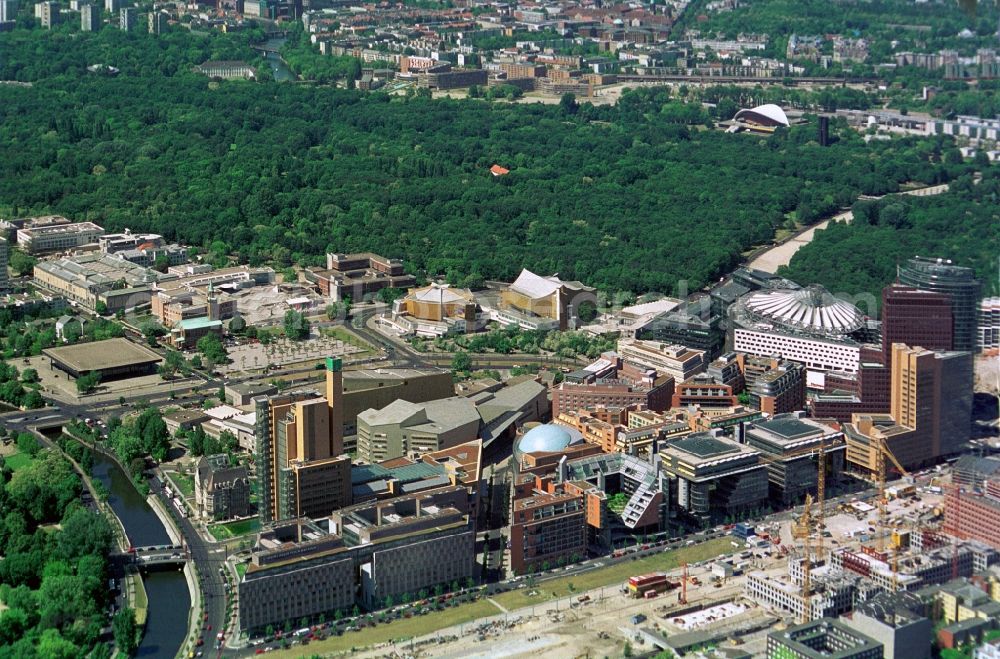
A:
518 424 583 455
741 284 864 338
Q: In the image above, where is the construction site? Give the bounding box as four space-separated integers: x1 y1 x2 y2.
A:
322 446 1000 659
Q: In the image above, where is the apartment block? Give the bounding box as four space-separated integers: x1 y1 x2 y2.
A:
553 357 674 418
510 474 587 574
670 374 739 410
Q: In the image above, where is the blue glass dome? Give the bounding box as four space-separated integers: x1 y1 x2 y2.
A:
518 424 582 455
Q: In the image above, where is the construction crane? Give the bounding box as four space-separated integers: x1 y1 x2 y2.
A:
793 494 814 624
679 562 689 605
873 436 910 556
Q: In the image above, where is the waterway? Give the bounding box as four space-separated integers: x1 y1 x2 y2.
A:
91 453 190 658
263 38 295 82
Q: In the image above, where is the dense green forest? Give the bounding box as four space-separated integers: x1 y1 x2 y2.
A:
0 29 980 295
0 447 116 657
779 174 1000 303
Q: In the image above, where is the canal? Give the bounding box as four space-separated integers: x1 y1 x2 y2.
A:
263 38 295 82
91 452 191 658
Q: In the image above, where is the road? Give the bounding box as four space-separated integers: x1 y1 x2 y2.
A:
746 182 950 274
149 472 232 658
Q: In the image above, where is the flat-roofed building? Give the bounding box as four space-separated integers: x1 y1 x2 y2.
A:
305 252 415 303
255 359 347 523
510 474 587 574
766 618 883 659
843 592 932 659
43 337 162 382
17 221 104 254
845 344 972 472
671 374 739 410
659 432 767 522
618 338 706 383
553 357 674 418
748 360 806 415
33 252 164 311
744 413 844 504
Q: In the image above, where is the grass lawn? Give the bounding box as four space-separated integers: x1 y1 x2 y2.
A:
493 537 735 611
167 471 195 497
5 451 35 472
208 518 260 541
235 562 248 579
267 599 499 658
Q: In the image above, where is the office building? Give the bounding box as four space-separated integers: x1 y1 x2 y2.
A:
194 454 251 520
552 355 674 418
766 619 883 659
0 237 9 291
843 592 933 659
35 0 57 27
749 360 806 415
707 352 745 391
147 9 166 33
80 3 100 30
103 0 119 11
33 252 162 312
981 297 1000 353
898 256 982 353
119 6 135 30
744 413 844 504
813 283 958 423
17 220 103 254
881 284 953 361
305 252 415 303
0 0 18 23
659 432 768 522
637 300 725 357
943 478 1000 550
494 268 595 331
510 474 587 574
239 497 475 632
255 358 348 523
845 344 972 472
617 338 706 383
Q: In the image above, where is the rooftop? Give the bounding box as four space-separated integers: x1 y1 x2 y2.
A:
43 337 162 373
670 433 741 459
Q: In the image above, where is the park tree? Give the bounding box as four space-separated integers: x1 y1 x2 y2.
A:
112 608 139 655
450 351 472 374
283 309 310 340
75 372 101 395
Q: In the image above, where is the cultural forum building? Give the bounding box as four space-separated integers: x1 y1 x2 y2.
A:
42 337 162 381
